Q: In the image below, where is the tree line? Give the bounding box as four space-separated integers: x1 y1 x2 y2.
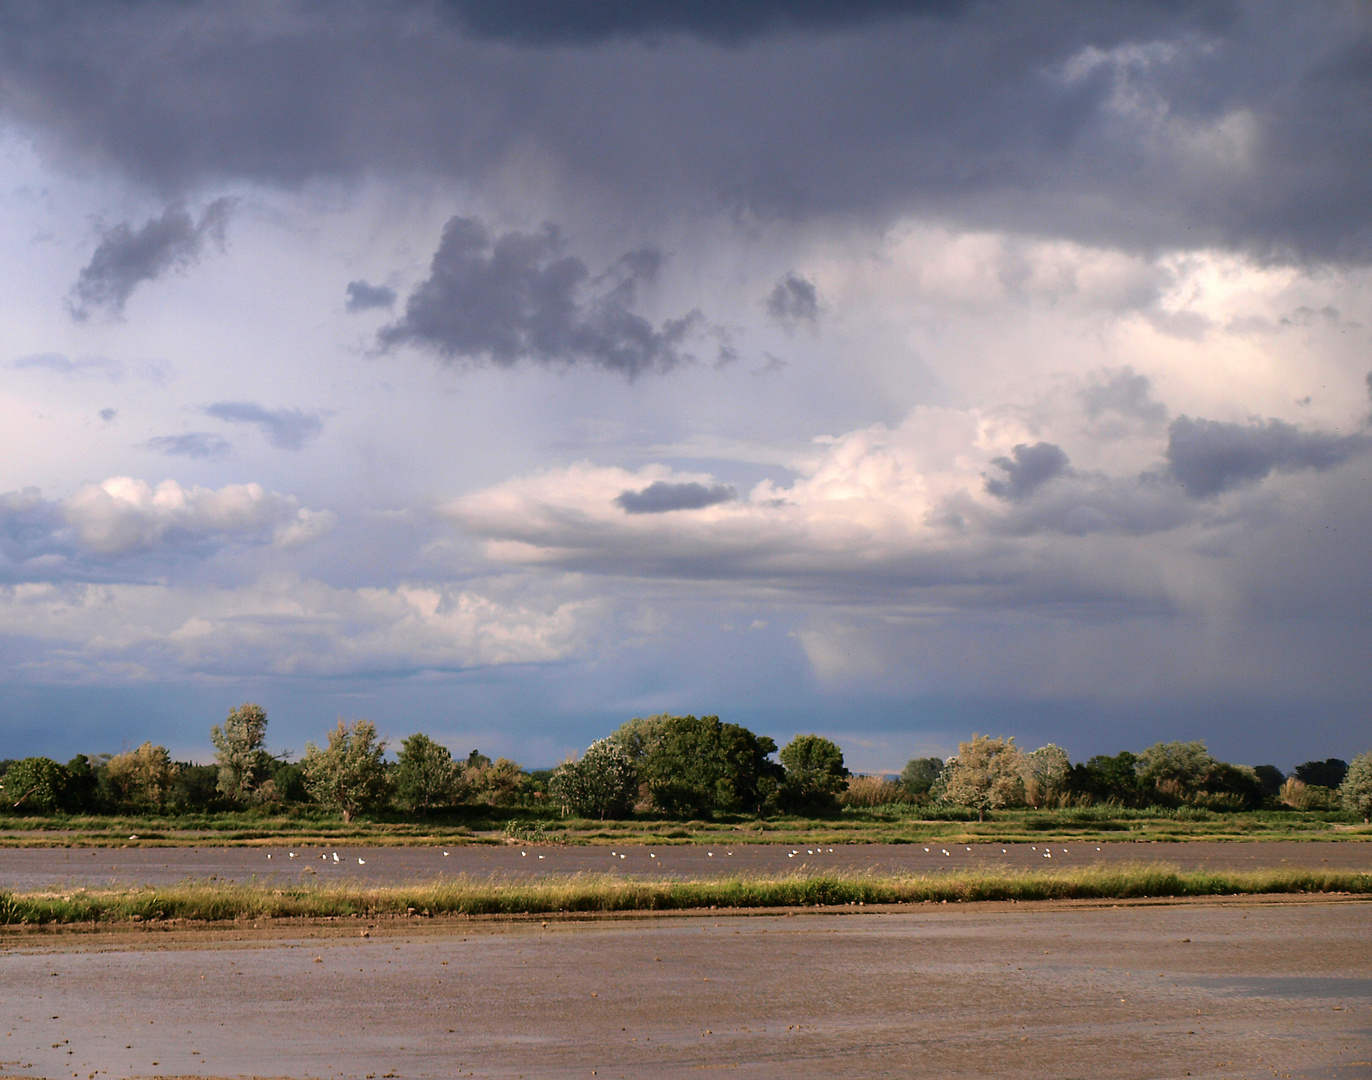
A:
1 706 1370 823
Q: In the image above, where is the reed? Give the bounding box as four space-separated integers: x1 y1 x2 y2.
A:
1 864 1366 926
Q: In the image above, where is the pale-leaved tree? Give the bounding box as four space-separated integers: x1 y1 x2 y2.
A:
941 735 1026 821
300 720 390 823
210 702 273 802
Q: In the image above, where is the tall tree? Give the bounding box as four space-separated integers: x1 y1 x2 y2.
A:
300 720 390 823
105 743 177 811
779 735 848 811
394 733 460 814
210 702 272 802
1340 753 1372 823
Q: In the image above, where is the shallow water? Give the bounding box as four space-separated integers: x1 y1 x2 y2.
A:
1 899 1368 1079
1 839 1368 892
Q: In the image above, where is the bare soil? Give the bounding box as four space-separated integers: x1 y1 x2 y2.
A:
1 896 1369 1079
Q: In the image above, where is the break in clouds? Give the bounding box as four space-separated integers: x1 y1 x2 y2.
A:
0 2 1370 763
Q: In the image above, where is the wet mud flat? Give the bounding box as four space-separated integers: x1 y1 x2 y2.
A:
2 839 1369 892
1 897 1369 1079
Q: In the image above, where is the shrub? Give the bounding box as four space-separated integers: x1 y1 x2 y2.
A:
838 775 911 808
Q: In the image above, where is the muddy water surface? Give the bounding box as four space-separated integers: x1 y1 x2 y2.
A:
2 840 1369 892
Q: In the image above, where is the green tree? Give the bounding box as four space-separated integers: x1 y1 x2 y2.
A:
1252 764 1285 801
394 733 461 814
1137 740 1218 802
210 702 274 802
300 720 390 823
779 735 848 811
900 757 945 798
105 743 177 811
610 714 673 764
1 757 70 811
1024 744 1072 808
941 735 1026 821
1069 751 1140 804
171 763 223 812
1294 758 1348 789
62 754 100 812
549 738 639 819
620 714 780 817
1340 752 1372 823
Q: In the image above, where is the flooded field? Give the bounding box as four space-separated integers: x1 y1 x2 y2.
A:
1 839 1369 892
1 898 1369 1079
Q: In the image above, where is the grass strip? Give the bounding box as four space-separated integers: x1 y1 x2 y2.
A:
1 864 1368 926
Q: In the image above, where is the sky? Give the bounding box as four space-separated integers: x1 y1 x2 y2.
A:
1 0 1370 772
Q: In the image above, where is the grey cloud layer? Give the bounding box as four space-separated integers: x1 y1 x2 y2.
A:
203 402 325 450
379 217 702 376
67 199 233 319
144 432 233 460
3 4 1370 259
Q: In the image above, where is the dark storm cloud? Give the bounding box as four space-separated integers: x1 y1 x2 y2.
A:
203 402 325 450
67 199 233 320
443 0 961 46
765 273 819 327
1165 416 1370 498
379 217 702 377
3 4 1370 260
144 432 233 459
984 442 1071 501
345 280 396 312
615 481 737 514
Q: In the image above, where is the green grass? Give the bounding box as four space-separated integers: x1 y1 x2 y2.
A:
1 864 1367 926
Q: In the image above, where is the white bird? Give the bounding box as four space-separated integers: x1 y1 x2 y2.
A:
708 852 713 857
521 851 527 856
443 851 449 856
538 854 545 860
611 850 617 856
1044 852 1052 858
332 853 340 863
620 854 626 859
788 853 795 858
650 853 656 858
288 852 296 858
727 851 732 856
267 854 272 859
966 847 971 851
924 848 930 852
1002 849 1007 853
358 858 365 865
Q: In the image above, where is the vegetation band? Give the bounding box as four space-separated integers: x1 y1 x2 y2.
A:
2 864 1367 926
